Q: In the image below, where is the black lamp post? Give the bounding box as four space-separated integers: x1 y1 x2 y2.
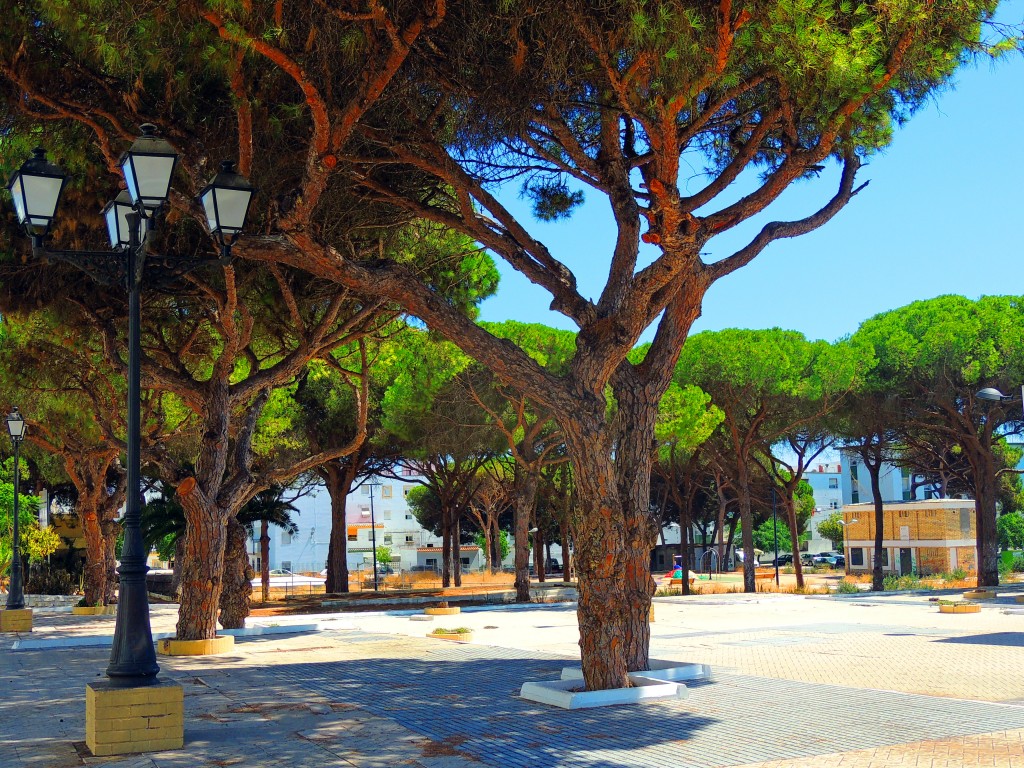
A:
6 126 255 686
5 407 26 611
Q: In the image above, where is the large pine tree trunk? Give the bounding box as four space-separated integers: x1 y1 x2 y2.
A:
219 516 253 629
974 456 1000 587
101 518 120 605
867 457 886 592
79 500 106 606
512 468 538 601
441 505 452 588
176 480 228 640
785 495 804 588
610 386 659 674
323 462 355 593
736 464 756 593
452 516 463 587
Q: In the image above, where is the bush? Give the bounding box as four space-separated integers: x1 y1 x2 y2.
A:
1012 556 1024 574
836 579 860 594
882 574 930 591
25 565 80 595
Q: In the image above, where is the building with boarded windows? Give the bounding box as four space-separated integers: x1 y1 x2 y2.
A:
841 499 977 576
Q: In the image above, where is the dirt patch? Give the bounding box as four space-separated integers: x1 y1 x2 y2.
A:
420 734 474 758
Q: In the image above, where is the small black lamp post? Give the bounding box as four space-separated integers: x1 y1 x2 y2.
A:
5 407 26 611
6 126 255 685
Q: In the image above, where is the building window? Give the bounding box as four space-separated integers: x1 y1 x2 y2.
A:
406 513 414 520
360 505 371 517
850 461 859 503
828 478 839 489
401 467 414 477
425 557 437 568
281 531 293 546
851 548 864 567
360 485 370 495
461 557 470 567
383 534 392 545
874 549 889 568
403 486 411 498
348 530 358 542
405 535 414 544
830 501 838 509
281 561 291 571
382 485 392 498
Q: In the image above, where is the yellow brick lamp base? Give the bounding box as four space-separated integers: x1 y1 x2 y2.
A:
0 608 33 632
85 680 184 757
157 635 234 656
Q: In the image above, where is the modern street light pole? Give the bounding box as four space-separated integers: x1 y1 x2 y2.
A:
7 127 254 686
5 408 27 610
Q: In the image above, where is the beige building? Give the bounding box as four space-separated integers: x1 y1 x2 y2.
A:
841 499 977 576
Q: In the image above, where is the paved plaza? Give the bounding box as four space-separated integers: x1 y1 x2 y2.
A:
2 588 1024 767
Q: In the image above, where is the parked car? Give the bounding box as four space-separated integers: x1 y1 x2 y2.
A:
799 552 817 566
833 554 846 568
765 553 793 566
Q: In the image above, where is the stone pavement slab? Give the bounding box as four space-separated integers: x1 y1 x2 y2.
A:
4 592 1024 767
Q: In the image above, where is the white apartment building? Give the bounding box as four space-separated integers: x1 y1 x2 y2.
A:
260 468 483 574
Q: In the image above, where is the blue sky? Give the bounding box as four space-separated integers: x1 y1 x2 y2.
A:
478 11 1024 344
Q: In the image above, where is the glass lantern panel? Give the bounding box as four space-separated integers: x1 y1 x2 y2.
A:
123 155 175 205
212 187 252 232
21 174 64 226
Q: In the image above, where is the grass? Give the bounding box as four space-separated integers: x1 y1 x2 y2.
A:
431 627 472 635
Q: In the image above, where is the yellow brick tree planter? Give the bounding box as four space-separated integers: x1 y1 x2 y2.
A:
424 601 460 616
73 605 118 616
429 627 473 642
938 602 981 614
157 635 234 656
0 608 32 632
962 590 996 600
86 680 183 757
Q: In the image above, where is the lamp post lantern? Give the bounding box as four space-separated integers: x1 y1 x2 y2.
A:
6 127 253 686
5 407 27 611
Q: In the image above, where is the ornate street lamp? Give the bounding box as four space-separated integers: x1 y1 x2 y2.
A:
199 161 256 256
5 407 26 611
119 124 179 211
7 148 68 244
6 126 253 686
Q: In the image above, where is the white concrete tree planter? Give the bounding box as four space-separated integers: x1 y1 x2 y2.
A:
520 675 688 710
560 660 712 683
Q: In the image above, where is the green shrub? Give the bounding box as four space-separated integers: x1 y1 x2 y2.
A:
883 574 927 591
836 579 860 594
1012 556 1024 574
25 565 79 596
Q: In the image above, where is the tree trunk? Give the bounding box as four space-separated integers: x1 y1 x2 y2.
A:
866 452 885 591
736 466 756 593
260 518 270 602
171 535 186 597
785 495 804 588
534 532 545 582
101 518 120 605
176 481 228 641
491 515 502 573
512 468 538 602
560 520 571 583
452 516 463 586
219 516 253 629
973 452 1000 587
323 461 355 594
441 505 452 588
80 501 106 606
